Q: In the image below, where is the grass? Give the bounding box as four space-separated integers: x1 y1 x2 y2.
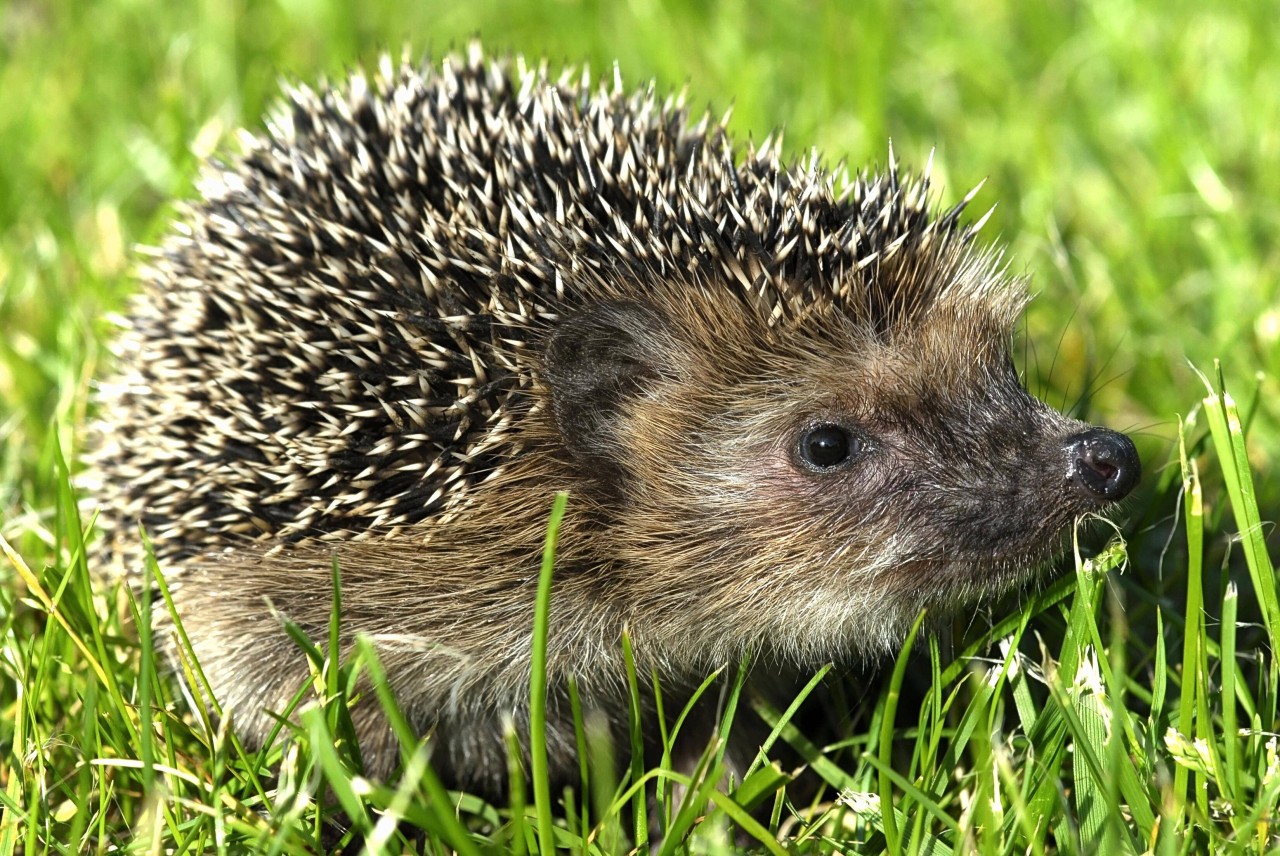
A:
1 0 1278 851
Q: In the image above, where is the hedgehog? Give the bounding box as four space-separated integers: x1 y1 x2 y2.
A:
88 43 1140 796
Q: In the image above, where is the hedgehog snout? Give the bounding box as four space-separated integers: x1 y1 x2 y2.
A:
1062 428 1141 503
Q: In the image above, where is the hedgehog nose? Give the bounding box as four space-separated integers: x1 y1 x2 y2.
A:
1063 428 1141 502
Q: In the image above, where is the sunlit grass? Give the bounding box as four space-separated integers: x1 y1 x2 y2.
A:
2 0 1277 851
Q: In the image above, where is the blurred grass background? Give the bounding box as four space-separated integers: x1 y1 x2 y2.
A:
2 0 1278 849
2 0 1278 536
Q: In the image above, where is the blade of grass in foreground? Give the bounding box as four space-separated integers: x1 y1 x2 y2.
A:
1196 363 1279 650
1218 582 1240 802
744 663 830 781
530 490 569 856
355 636 482 856
877 609 926 853
1174 413 1205 824
621 628 647 849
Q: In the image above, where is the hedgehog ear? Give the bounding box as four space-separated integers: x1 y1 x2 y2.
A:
544 301 673 471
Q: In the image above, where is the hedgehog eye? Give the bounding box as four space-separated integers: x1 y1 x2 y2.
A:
798 424 860 471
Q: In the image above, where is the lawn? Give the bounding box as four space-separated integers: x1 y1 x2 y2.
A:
1 0 1278 852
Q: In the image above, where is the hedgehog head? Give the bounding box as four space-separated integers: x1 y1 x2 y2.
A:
537 167 1135 663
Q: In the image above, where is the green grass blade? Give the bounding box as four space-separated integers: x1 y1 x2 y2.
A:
702 787 789 856
1196 364 1280 647
529 490 568 856
878 609 926 852
1065 649 1134 854
744 663 830 780
300 707 371 838
1174 414 1205 826
1219 582 1240 803
714 653 752 780
620 628 647 850
861 751 960 841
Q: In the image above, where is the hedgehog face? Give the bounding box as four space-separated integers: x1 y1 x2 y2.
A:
544 288 1138 659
